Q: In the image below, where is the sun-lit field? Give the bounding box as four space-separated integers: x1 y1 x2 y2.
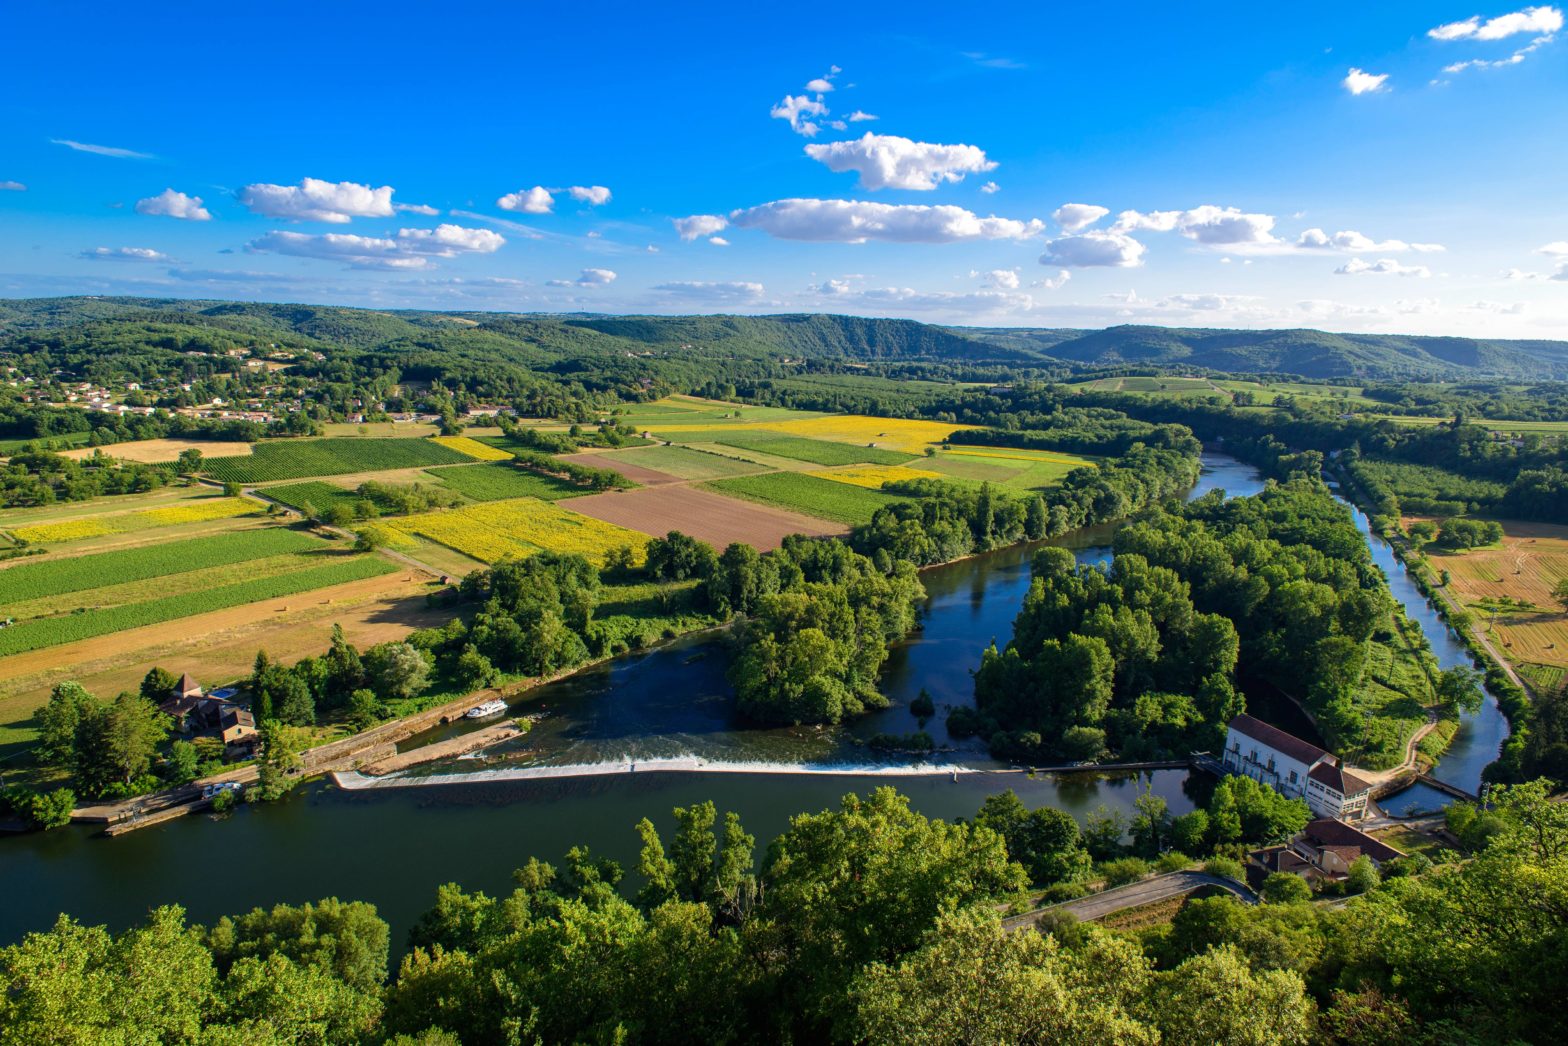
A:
388 497 648 567
817 464 945 489
647 410 962 454
56 438 256 464
1425 518 1568 672
429 434 515 461
6 495 261 543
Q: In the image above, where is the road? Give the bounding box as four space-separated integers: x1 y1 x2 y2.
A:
1003 871 1256 931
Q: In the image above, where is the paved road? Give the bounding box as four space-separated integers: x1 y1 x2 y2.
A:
1003 872 1257 931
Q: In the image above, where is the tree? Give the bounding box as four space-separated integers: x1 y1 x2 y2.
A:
452 646 497 691
222 481 243 498
206 898 390 995
36 681 98 767
1345 855 1380 895
139 666 178 703
347 689 383 731
1171 810 1211 856
176 447 204 474
644 530 719 582
1146 945 1312 1046
254 722 304 802
165 740 201 785
71 692 170 793
1435 665 1484 716
1129 791 1170 858
364 642 431 701
1554 577 1568 613
1259 872 1313 904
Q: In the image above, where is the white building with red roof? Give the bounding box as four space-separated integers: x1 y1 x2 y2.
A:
1222 714 1373 821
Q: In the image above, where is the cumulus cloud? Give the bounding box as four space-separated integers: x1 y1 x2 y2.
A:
653 280 765 301
135 188 212 221
0 180 24 191
1052 203 1110 233
1034 269 1072 290
674 214 729 241
239 178 395 222
1296 228 1445 252
247 223 503 270
708 236 730 246
1335 257 1432 277
803 133 997 191
50 138 153 159
847 110 878 122
980 181 999 194
728 198 1044 243
1429 6 1562 40
1039 230 1146 267
548 268 617 287
1114 205 1277 246
771 94 829 136
970 268 1020 290
1343 68 1391 94
395 203 440 216
81 246 169 262
811 280 1036 315
1538 241 1568 255
567 185 612 205
497 185 554 214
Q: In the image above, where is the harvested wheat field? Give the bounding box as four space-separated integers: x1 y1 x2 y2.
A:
58 438 255 463
1424 517 1568 668
556 451 683 486
567 485 845 551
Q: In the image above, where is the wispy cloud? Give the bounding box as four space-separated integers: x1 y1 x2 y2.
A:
50 138 154 159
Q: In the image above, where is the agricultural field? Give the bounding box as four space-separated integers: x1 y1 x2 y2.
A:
568 485 845 551
0 527 394 657
927 446 1096 490
1368 414 1568 435
430 462 585 502
388 497 648 567
0 430 93 454
257 481 376 517
1424 517 1568 675
5 494 261 543
429 434 514 461
652 413 960 454
817 464 945 489
591 444 761 482
321 421 438 437
200 437 473 483
698 430 915 466
556 452 683 486
57 438 256 464
705 472 908 526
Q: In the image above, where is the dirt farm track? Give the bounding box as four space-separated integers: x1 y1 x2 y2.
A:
567 485 846 551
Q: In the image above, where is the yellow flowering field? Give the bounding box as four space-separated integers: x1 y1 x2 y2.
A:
9 496 261 543
389 497 647 567
818 465 946 489
430 435 514 461
650 414 962 453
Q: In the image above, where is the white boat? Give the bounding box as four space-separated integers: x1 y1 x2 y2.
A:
464 698 508 719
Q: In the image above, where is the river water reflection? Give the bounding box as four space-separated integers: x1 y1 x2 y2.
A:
0 452 1508 947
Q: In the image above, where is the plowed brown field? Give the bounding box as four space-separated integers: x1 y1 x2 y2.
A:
566 485 845 550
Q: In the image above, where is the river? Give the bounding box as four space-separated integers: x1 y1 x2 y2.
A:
0 452 1507 947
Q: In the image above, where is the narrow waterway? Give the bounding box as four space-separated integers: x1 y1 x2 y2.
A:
0 452 1508 947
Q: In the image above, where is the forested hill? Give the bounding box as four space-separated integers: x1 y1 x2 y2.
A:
4 296 1568 381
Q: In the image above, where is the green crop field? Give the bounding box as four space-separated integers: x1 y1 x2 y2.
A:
700 430 915 466
605 445 764 480
433 462 585 501
200 437 471 483
705 472 907 525
0 528 321 604
0 554 396 656
0 431 94 455
258 481 372 516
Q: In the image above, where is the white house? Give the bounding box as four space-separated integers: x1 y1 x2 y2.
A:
1222 714 1372 821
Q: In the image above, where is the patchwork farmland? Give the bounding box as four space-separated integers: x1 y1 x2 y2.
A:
568 485 846 551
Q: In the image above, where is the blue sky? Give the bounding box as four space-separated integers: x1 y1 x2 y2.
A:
3 2 1566 335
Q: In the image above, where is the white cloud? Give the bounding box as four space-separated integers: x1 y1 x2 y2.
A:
1039 230 1146 267
971 268 1020 290
1114 205 1276 245
1033 269 1071 290
576 267 617 285
81 247 169 262
708 236 730 246
1538 241 1568 255
805 78 835 93
1296 228 1445 252
497 185 554 214
1157 293 1261 311
1335 257 1432 277
0 180 24 191
652 280 765 300
674 214 729 240
135 188 212 221
847 110 878 122
771 94 828 136
980 181 999 194
728 198 1044 243
50 138 153 159
567 185 612 206
1343 68 1391 94
1052 203 1110 233
247 224 503 270
1429 6 1562 40
239 178 395 222
809 280 1037 315
803 133 997 191
395 203 440 216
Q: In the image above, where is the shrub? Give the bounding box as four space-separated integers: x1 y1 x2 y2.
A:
1203 856 1244 882
1260 872 1314 904
1099 856 1150 887
1156 851 1191 873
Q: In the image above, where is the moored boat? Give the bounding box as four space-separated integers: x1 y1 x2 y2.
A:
464 698 508 719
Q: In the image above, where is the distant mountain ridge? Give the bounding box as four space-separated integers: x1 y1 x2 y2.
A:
2 297 1567 381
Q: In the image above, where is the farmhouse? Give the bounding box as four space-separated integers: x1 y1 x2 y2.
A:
1249 818 1405 885
1222 714 1373 821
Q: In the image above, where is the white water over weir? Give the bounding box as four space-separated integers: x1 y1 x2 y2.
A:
332 759 986 789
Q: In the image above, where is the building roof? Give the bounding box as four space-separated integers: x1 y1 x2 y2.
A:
1309 761 1372 796
176 672 201 696
1227 714 1329 766
1303 818 1404 864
